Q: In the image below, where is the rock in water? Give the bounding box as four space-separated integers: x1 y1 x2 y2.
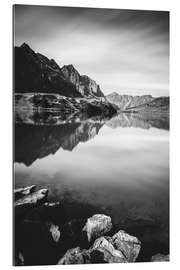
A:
15 252 24 266
48 223 61 243
83 214 112 242
14 185 36 200
57 247 90 265
43 202 61 207
15 188 48 207
91 236 126 263
110 230 141 262
57 229 141 264
151 253 169 262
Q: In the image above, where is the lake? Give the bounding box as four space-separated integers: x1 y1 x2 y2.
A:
14 112 169 261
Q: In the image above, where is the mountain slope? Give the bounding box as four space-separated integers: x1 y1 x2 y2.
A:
106 92 154 110
61 65 104 98
15 43 105 98
15 43 81 97
125 96 169 114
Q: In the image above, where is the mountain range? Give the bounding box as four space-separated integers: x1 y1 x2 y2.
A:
106 92 169 114
14 43 169 118
15 43 104 99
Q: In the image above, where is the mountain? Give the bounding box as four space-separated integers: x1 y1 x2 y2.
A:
14 43 81 97
125 96 169 114
106 92 154 110
106 92 169 116
14 43 104 98
61 65 104 98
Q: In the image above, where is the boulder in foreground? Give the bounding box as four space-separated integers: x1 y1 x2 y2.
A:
58 230 141 264
110 230 141 262
92 236 126 263
82 214 112 242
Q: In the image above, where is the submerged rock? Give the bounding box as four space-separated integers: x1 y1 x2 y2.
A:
15 252 24 266
16 219 59 265
48 223 61 243
110 230 141 262
60 219 87 250
57 247 91 265
151 253 169 262
43 202 61 207
82 214 112 242
14 185 36 200
15 188 48 207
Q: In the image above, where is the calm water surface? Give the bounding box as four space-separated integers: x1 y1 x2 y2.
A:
15 113 169 261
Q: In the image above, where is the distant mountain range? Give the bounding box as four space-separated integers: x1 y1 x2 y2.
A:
106 92 169 114
14 43 104 98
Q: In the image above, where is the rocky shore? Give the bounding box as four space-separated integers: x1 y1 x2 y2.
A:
14 185 169 265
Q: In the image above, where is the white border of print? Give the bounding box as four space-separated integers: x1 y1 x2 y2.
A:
0 0 179 270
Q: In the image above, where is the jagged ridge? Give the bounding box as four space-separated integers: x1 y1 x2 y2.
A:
106 92 154 110
14 43 104 98
106 92 169 115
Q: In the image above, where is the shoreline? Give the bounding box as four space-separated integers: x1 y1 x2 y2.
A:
14 185 169 265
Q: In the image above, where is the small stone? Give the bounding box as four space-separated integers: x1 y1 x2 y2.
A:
49 223 61 242
151 253 169 262
44 202 60 207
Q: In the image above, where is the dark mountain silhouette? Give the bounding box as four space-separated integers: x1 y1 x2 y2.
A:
14 43 104 98
14 43 81 97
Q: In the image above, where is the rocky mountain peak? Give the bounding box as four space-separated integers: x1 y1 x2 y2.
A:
108 92 119 97
61 66 104 98
21 42 30 49
61 64 80 77
20 42 35 54
15 43 81 97
106 92 154 110
15 43 105 98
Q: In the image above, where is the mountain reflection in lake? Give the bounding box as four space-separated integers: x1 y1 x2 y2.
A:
14 111 169 261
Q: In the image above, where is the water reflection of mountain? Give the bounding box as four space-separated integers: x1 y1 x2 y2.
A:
106 113 169 130
15 111 169 166
15 122 103 166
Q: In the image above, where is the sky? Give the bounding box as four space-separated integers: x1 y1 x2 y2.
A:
14 5 169 96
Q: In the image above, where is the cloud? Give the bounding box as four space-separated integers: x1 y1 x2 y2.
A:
14 5 169 96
